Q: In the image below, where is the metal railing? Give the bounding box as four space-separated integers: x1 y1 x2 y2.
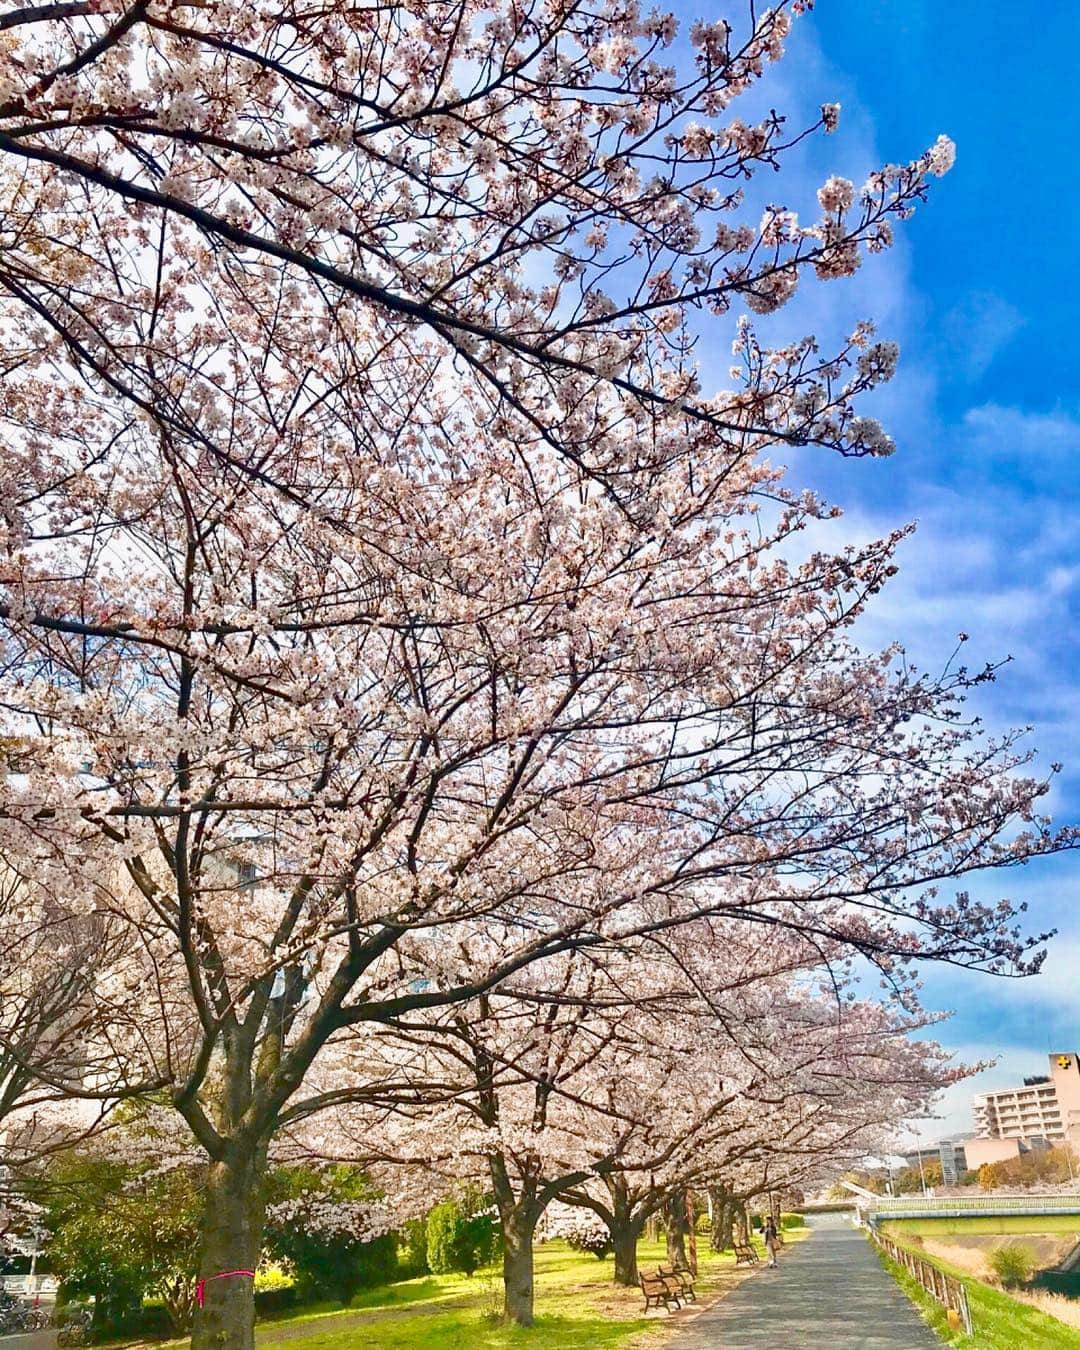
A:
870 1228 973 1335
870 1194 1080 1218
0 1275 58 1296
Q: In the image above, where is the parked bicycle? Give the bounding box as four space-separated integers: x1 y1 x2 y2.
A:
56 1307 93 1345
0 1289 33 1333
26 1304 51 1330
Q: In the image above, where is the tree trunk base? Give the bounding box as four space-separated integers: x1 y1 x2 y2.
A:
612 1226 639 1286
190 1155 265 1350
501 1213 537 1327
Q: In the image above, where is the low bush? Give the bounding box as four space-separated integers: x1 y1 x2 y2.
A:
254 1264 293 1294
989 1242 1035 1288
395 1219 430 1279
426 1200 500 1276
264 1165 398 1306
563 1227 612 1260
254 1285 300 1317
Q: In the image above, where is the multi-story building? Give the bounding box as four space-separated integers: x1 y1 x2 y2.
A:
972 1051 1080 1145
937 1137 970 1186
901 1139 971 1186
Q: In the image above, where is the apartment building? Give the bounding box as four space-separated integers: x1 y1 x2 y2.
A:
972 1051 1080 1144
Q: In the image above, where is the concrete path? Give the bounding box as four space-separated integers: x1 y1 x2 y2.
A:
0 1332 56 1349
668 1214 940 1348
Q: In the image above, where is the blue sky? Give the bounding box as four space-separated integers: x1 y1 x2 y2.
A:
698 1 1080 1138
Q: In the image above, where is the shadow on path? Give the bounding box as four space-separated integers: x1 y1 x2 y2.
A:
667 1214 939 1348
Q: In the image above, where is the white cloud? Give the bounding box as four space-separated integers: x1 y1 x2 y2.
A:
963 403 1080 458
920 1043 1053 1141
665 11 1080 1143
942 292 1026 380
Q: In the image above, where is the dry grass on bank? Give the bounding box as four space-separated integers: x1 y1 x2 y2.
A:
1009 1288 1080 1330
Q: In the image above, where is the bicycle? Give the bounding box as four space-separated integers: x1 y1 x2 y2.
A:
0 1290 32 1333
56 1308 93 1345
27 1304 52 1330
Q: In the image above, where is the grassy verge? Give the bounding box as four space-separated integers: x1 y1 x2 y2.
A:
248 1236 772 1349
885 1215 1080 1237
874 1248 955 1343
872 1231 1080 1349
112 1230 809 1349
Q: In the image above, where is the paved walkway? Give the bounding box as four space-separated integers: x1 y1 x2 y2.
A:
0 1332 55 1349
668 1215 940 1348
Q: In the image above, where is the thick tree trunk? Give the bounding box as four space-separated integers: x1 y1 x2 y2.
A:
709 1188 735 1252
604 1178 642 1287
501 1206 538 1327
488 1150 541 1328
190 1149 267 1350
770 1192 782 1231
721 1199 736 1249
612 1222 639 1287
734 1204 749 1246
663 1190 688 1269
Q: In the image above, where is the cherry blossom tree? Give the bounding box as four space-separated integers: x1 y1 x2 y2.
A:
308 929 967 1321
0 852 129 1166
0 0 955 495
0 1 1070 1346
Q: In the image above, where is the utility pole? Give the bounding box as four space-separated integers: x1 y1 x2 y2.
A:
911 1121 929 1196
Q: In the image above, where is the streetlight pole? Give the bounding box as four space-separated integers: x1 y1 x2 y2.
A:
912 1122 928 1197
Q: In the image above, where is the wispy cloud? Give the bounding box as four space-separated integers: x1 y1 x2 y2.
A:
683 10 1080 1117
941 292 1026 381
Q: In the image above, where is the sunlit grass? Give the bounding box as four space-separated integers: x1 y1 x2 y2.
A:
886 1215 1080 1237
875 1231 1080 1348
112 1228 810 1347
251 1236 768 1347
259 1229 810 1347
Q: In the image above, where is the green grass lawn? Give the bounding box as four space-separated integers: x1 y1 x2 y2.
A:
874 1232 1080 1349
128 1231 807 1348
252 1236 785 1349
885 1215 1080 1237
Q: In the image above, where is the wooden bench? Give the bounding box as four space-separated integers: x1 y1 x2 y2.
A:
658 1264 697 1301
639 1271 681 1312
734 1242 759 1267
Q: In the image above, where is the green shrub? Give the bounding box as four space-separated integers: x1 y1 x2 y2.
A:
37 1150 202 1335
254 1285 299 1317
254 1264 293 1293
988 1242 1034 1288
396 1219 430 1279
277 1229 396 1306
426 1200 499 1276
264 1165 397 1306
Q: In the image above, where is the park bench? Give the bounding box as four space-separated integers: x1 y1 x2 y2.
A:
639 1271 681 1313
657 1264 696 1301
734 1242 759 1267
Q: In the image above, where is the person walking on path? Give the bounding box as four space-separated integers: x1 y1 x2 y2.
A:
762 1217 781 1268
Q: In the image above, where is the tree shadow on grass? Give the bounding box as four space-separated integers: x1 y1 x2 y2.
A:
259 1308 658 1350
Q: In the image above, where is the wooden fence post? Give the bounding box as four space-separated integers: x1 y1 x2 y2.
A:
872 1225 974 1339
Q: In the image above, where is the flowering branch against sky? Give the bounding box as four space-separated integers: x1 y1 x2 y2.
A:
727 0 1080 1129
